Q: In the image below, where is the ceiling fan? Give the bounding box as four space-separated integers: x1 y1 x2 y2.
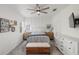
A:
27 4 50 15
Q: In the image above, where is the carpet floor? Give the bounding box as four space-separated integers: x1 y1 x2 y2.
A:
8 40 62 55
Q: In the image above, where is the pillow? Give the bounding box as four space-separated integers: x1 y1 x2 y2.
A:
31 32 45 35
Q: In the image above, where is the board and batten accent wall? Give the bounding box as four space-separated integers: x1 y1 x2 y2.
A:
22 16 53 32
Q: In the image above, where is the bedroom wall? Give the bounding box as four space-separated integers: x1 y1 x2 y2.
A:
0 5 23 54
22 15 52 32
52 5 79 37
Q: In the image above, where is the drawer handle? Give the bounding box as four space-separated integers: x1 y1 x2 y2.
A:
60 45 63 47
70 42 72 44
69 48 71 49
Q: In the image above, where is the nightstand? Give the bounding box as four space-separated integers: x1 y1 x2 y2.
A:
46 32 54 40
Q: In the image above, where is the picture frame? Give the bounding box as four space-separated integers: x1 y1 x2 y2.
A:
11 27 15 32
0 18 10 33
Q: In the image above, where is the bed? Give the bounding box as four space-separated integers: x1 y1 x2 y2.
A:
26 32 51 54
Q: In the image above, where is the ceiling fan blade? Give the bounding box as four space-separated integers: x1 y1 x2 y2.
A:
27 9 35 11
53 8 57 11
40 11 48 14
31 11 36 14
41 7 49 10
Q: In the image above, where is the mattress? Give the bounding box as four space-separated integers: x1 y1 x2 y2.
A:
27 36 50 43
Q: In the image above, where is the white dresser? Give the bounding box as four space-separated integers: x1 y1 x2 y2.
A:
54 32 79 55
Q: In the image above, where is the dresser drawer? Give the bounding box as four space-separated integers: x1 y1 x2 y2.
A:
66 46 75 53
66 40 73 44
54 33 78 55
63 38 76 54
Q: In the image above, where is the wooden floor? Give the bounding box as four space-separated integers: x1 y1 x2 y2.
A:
8 40 62 55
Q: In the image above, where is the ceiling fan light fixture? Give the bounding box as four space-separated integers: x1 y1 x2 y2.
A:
27 4 50 15
37 11 40 14
37 11 40 15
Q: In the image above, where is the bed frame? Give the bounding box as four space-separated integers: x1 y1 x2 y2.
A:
26 33 51 55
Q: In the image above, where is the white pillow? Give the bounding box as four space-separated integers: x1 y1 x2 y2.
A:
31 32 45 35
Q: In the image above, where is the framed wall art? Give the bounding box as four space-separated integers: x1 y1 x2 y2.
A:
0 18 10 33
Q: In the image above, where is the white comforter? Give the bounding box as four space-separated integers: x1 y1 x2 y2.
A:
27 36 50 43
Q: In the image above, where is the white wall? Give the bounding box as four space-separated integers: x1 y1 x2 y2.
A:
0 5 23 54
52 5 79 38
22 16 52 32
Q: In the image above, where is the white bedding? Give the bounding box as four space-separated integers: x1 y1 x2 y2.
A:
27 36 50 43
31 32 45 35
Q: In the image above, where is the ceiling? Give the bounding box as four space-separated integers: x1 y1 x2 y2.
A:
17 4 69 18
